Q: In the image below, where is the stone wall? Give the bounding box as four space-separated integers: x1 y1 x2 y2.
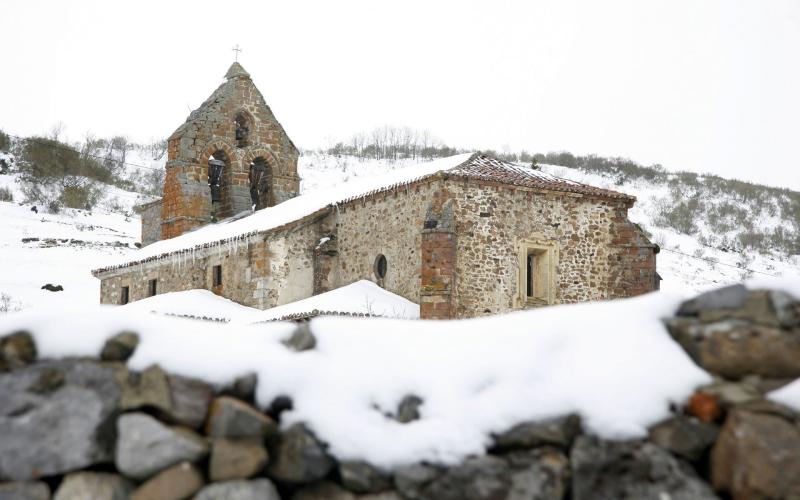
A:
2 285 798 500
133 199 162 247
447 180 656 318
332 181 441 305
98 218 321 310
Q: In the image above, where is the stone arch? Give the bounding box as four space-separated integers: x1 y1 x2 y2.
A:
234 109 255 148
200 138 240 219
242 147 278 210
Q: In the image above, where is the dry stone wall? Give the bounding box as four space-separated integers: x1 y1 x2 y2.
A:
2 285 798 500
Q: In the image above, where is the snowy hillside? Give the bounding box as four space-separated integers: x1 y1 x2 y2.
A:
0 145 157 312
0 146 797 314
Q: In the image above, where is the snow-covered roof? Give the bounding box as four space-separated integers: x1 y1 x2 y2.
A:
257 280 419 321
120 280 418 323
121 289 265 323
94 153 632 274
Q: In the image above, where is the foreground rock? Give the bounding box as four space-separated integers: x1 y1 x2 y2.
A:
0 331 37 371
206 396 277 438
163 373 214 429
492 415 581 451
711 404 800 499
99 331 139 362
130 462 204 500
115 412 208 480
648 415 719 461
194 479 281 500
53 472 133 500
0 481 50 500
0 360 119 480
669 287 800 379
209 438 268 481
570 436 719 500
116 365 171 412
504 448 570 500
267 423 335 484
415 456 511 500
339 460 391 494
293 481 402 500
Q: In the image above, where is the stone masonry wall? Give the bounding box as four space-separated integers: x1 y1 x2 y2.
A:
160 65 300 241
332 181 442 306
448 180 655 318
134 200 163 247
98 220 320 310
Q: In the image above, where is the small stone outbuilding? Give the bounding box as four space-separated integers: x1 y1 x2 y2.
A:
96 63 659 319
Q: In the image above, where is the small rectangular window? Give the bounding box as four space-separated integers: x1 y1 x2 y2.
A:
148 279 157 297
213 265 222 287
120 286 129 305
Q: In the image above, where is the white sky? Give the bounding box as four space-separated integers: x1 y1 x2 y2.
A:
2 0 799 190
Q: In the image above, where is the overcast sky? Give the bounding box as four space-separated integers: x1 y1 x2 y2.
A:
2 0 799 190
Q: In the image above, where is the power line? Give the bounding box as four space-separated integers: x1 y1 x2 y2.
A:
7 134 165 172
659 246 783 278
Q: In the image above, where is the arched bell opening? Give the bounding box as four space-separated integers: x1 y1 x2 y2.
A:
249 157 272 211
208 150 232 219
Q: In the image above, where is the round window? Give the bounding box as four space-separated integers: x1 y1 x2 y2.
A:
374 254 387 279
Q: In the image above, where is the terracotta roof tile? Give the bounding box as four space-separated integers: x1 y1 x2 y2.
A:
446 154 635 201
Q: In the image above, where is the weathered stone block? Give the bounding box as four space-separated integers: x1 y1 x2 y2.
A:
130 462 204 500
194 479 281 500
53 472 133 500
206 396 277 439
711 405 800 499
267 423 334 484
0 481 50 500
0 360 119 480
209 438 268 482
570 436 718 500
492 414 582 451
115 412 208 480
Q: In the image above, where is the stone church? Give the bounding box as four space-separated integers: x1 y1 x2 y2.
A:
94 62 659 319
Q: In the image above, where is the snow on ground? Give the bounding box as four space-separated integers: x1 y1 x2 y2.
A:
122 280 419 323
0 285 717 468
0 173 140 311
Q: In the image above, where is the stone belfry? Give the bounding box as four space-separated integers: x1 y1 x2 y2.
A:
159 62 300 240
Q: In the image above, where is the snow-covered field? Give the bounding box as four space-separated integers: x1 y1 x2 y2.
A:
0 150 797 313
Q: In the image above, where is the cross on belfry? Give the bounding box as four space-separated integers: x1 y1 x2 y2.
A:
232 44 242 62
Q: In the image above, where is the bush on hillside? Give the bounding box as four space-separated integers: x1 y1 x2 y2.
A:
18 137 114 184
0 129 10 152
57 176 103 210
0 186 12 202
